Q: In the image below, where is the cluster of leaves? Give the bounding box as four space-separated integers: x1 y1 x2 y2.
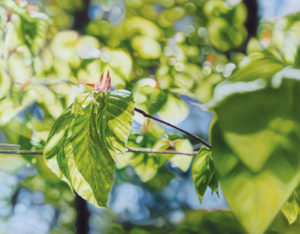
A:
247 12 300 65
44 89 134 206
2 0 300 233
86 0 247 105
42 53 300 234
116 124 194 182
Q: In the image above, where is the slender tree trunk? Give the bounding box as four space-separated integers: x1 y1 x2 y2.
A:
75 194 90 234
72 0 91 32
243 0 259 38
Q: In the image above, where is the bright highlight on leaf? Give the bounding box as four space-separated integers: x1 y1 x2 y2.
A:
44 80 134 207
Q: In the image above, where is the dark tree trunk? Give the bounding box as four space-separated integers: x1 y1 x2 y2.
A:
243 0 259 38
75 194 90 234
72 0 91 32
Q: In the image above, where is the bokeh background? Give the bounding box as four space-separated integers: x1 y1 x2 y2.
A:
1 0 300 233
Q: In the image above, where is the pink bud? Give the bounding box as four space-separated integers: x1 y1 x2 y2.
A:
94 71 111 91
86 71 111 92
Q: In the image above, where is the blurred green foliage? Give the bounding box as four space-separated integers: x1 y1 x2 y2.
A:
105 209 300 233
1 0 300 233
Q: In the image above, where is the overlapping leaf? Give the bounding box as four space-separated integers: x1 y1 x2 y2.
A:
229 55 285 83
4 0 50 54
44 90 134 207
116 138 171 182
210 67 300 233
169 139 193 172
115 125 194 182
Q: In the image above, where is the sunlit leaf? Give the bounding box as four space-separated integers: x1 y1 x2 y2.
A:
158 94 189 125
50 30 80 63
4 0 50 54
96 49 133 88
169 139 193 172
118 139 171 182
97 90 135 155
29 84 64 118
229 56 285 82
122 16 163 39
105 48 133 81
132 36 161 59
8 49 32 83
134 82 168 115
44 90 134 206
0 95 35 125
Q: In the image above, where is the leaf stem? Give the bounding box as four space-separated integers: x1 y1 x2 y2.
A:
134 107 211 148
126 147 197 156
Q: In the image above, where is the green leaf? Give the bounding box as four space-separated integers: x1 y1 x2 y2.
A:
281 192 300 225
158 94 189 125
120 140 171 182
210 69 300 233
192 147 211 202
229 55 285 83
211 121 300 234
44 90 134 207
148 90 168 115
169 139 193 172
133 83 168 115
192 147 218 202
115 124 168 182
103 48 133 86
132 36 161 59
97 90 135 154
0 94 35 125
131 153 161 182
4 0 50 54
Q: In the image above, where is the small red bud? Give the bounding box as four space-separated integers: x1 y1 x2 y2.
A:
86 71 111 92
94 71 111 91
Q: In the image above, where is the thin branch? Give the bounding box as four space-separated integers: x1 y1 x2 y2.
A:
126 147 197 156
134 107 212 148
0 148 198 157
0 144 21 149
0 150 43 155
